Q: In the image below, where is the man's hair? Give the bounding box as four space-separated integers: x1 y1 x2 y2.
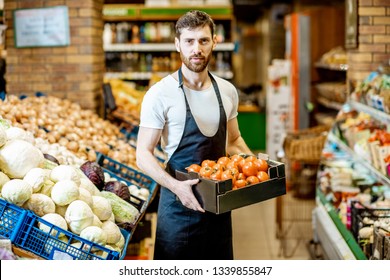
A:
175 10 216 39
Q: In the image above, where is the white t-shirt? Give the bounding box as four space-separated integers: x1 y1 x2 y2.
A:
139 74 239 160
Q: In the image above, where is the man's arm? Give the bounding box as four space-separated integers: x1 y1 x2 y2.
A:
136 126 204 212
226 117 253 156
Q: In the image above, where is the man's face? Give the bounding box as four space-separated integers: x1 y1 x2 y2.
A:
175 26 216 73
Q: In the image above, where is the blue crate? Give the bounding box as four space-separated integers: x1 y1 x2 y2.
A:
0 199 29 242
96 152 158 202
13 211 131 260
120 127 166 163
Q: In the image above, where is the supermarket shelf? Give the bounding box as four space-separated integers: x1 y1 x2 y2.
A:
103 5 233 21
314 62 348 71
349 100 390 126
313 202 358 259
105 70 234 80
328 132 390 186
104 42 235 52
317 96 344 110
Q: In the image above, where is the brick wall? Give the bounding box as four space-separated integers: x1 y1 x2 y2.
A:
348 0 390 86
4 0 105 112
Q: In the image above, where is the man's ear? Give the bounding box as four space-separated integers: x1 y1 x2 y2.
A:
175 37 180 52
212 34 217 50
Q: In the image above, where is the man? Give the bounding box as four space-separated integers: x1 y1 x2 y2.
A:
136 10 252 260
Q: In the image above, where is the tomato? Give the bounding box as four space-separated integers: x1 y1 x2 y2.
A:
245 155 257 162
212 163 225 172
186 163 201 173
234 179 247 189
225 160 238 170
254 159 268 172
221 169 237 185
242 161 257 177
246 175 260 185
236 172 246 181
217 156 230 166
199 166 212 178
257 171 270 182
230 154 244 164
237 158 246 173
201 159 216 168
221 169 233 180
210 169 222 181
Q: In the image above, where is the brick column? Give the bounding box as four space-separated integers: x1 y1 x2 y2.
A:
347 0 390 87
4 0 105 112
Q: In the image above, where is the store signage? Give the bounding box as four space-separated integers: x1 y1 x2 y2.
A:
13 6 70 48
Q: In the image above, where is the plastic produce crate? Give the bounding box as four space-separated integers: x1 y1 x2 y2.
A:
0 199 29 242
96 152 158 204
12 210 131 260
351 201 390 241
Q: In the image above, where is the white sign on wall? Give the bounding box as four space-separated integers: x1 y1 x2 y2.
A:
266 59 292 160
13 6 70 48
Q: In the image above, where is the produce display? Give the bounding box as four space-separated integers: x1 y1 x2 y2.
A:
317 103 390 259
350 71 390 113
0 95 138 169
0 115 154 259
105 78 146 125
186 154 270 190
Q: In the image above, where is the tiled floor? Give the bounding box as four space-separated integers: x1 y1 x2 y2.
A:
232 191 316 260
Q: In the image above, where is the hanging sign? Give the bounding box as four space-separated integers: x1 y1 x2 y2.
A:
13 6 70 48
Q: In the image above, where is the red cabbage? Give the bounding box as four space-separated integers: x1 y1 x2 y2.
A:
80 161 105 191
103 181 131 202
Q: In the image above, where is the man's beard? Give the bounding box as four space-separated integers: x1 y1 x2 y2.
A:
180 52 211 73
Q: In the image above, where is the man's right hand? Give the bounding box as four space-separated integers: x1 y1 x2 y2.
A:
174 178 205 212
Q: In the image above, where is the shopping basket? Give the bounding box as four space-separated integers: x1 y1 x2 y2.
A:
283 125 330 163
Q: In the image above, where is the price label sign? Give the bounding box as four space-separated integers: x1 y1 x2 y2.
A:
13 6 70 48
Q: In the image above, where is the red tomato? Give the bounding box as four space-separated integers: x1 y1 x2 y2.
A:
221 169 233 180
245 155 257 162
210 170 222 181
201 159 216 168
186 163 201 173
225 161 238 170
246 175 260 185
242 161 257 177
234 179 247 189
212 163 226 172
230 154 244 164
217 156 230 166
236 172 246 181
199 166 212 178
221 169 237 185
257 171 270 182
237 158 246 173
254 159 268 172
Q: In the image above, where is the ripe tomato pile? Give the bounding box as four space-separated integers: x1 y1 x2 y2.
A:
186 154 270 189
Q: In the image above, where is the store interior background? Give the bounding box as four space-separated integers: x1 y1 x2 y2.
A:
0 0 389 260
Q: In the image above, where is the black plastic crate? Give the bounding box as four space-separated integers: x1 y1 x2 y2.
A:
351 201 390 241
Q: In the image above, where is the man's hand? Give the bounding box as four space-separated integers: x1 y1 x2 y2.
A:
174 178 205 212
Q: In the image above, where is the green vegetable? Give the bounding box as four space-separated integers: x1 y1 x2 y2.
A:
100 191 140 224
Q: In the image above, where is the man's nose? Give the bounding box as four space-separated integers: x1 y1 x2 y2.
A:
193 42 202 54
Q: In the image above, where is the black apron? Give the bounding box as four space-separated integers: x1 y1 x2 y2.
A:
153 68 233 260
